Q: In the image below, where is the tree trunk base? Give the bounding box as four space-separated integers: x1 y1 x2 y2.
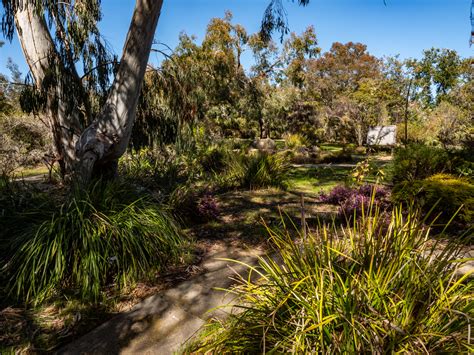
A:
92 160 119 181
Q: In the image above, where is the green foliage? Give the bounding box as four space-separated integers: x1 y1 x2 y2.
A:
392 143 449 183
132 69 179 150
0 179 55 259
319 149 353 164
187 208 473 353
393 173 474 227
119 148 160 181
168 184 220 226
229 152 290 190
448 144 474 179
122 132 237 192
399 101 471 147
48 7 470 151
408 48 465 106
200 145 229 174
260 0 310 42
120 146 197 195
2 180 187 304
351 158 372 185
351 157 386 185
285 100 325 144
283 133 307 149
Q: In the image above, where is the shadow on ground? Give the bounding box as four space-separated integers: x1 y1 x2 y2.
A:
57 187 340 354
191 188 339 247
58 244 266 354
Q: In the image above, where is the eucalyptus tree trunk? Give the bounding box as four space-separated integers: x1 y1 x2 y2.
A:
14 0 163 184
14 4 83 177
75 0 163 183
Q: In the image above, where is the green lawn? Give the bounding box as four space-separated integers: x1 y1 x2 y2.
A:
14 166 49 178
274 139 286 150
288 165 352 195
287 156 393 195
319 143 344 152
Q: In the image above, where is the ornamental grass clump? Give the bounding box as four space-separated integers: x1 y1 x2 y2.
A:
187 207 473 353
2 180 187 304
229 152 290 190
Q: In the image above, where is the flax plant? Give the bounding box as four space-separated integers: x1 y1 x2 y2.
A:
3 181 187 304
187 204 473 353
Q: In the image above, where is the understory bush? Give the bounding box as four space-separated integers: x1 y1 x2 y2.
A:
187 208 473 353
228 152 290 190
120 142 234 197
0 176 54 224
1 180 188 304
393 173 474 228
392 143 449 183
199 145 229 174
0 115 52 175
287 145 321 164
169 185 220 225
119 147 195 193
448 148 474 179
283 133 307 149
319 148 353 164
320 183 391 218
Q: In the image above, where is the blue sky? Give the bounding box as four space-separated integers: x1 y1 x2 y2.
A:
1 0 473 78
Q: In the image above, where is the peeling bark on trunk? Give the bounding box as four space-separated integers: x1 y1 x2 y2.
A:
14 0 163 185
75 0 163 184
14 4 83 177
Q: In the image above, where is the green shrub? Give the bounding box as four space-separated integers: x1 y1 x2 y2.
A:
229 152 290 190
319 149 353 164
392 144 449 183
119 148 159 178
199 145 229 174
168 184 220 225
119 147 197 195
0 176 51 222
187 208 473 353
447 148 474 179
2 181 188 304
354 145 367 155
393 173 474 227
227 138 252 151
0 115 51 174
344 143 357 153
286 145 321 165
283 133 307 150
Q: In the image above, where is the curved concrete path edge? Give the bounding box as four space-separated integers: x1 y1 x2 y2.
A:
58 244 266 355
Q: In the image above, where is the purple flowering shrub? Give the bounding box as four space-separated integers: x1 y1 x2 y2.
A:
320 184 391 218
171 187 219 225
197 194 219 222
319 185 354 205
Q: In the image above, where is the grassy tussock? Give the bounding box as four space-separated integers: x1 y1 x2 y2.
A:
2 181 188 304
229 152 290 190
188 207 473 353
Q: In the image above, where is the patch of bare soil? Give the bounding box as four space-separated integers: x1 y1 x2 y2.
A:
189 188 338 248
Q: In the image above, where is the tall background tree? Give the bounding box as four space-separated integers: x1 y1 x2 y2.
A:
1 0 472 182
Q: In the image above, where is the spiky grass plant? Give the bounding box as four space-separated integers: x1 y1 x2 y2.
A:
229 152 290 190
3 180 188 304
187 206 473 353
